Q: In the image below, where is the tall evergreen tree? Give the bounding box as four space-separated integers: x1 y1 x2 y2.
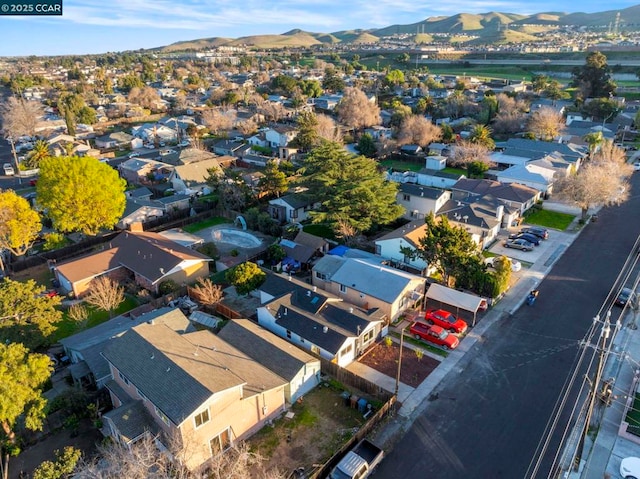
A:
571 51 616 100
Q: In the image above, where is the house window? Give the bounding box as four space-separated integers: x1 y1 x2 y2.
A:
154 406 171 427
300 338 305 344
375 245 381 255
340 344 353 358
363 329 374 343
210 428 231 456
290 209 298 219
286 330 292 339
403 194 410 202
136 388 147 401
194 409 210 428
315 271 327 281
339 284 347 294
118 371 130 386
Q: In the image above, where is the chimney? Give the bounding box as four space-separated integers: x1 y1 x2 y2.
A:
349 307 353 313
495 204 504 219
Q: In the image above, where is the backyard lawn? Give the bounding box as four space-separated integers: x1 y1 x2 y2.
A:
379 159 423 172
302 223 336 241
182 217 231 233
524 208 575 231
53 296 139 342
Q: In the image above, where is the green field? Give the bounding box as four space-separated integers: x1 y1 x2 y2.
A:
525 208 576 231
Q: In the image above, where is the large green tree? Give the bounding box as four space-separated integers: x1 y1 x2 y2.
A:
293 110 320 151
0 343 52 479
571 51 616 100
400 212 480 286
37 156 126 235
301 142 403 233
226 262 266 295
0 190 41 261
258 160 289 198
0 279 63 350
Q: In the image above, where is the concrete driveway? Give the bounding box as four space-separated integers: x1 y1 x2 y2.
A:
488 225 578 266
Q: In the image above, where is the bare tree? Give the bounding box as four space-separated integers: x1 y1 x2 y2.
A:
397 115 442 147
261 102 287 123
496 93 528 115
336 87 380 131
67 303 89 330
73 435 284 479
84 276 125 318
202 108 236 135
128 86 162 111
554 142 632 219
0 96 44 167
527 106 566 141
236 118 258 136
450 140 492 168
316 113 342 143
492 110 526 135
189 278 222 312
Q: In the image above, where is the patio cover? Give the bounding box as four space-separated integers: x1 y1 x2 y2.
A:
425 283 485 325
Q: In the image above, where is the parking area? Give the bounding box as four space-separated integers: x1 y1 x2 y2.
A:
487 226 577 266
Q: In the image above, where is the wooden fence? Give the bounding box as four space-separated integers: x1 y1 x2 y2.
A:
320 357 394 403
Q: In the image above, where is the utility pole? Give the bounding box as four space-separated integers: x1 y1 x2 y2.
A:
575 312 611 470
395 327 405 398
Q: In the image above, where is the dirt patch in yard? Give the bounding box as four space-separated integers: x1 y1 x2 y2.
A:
248 384 370 476
358 341 440 387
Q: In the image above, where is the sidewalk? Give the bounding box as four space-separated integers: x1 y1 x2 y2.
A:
371 211 588 449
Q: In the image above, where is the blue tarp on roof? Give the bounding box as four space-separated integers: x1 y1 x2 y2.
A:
328 245 349 257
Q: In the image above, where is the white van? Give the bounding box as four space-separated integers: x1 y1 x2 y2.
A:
2 163 15 176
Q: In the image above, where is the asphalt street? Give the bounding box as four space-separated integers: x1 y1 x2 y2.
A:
375 173 640 478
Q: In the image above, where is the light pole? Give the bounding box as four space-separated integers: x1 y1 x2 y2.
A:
394 326 405 398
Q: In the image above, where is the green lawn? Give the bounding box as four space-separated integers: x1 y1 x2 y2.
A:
182 217 231 233
379 159 423 173
525 208 576 231
626 393 640 437
53 296 139 342
441 167 466 176
302 224 336 241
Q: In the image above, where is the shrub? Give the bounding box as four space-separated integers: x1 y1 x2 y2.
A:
158 279 178 295
197 242 219 260
225 262 266 295
42 232 69 251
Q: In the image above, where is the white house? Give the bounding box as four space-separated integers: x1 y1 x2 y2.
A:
265 126 298 148
397 183 451 221
268 192 320 224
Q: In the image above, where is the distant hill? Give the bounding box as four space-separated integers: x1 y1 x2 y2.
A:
154 6 640 52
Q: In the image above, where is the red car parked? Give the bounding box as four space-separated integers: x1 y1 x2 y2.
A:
424 309 468 334
409 322 459 350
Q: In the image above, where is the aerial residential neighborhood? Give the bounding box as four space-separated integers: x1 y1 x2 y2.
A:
1 2 640 479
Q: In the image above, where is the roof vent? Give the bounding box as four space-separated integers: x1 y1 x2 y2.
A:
349 307 354 313
323 326 328 333
284 307 288 315
306 290 311 297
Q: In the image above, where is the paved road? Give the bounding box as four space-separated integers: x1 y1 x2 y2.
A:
376 173 640 478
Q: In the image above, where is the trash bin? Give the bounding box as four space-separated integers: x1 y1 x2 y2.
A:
350 395 359 409
341 391 351 407
357 398 368 414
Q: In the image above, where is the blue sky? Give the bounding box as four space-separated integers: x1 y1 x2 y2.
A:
0 0 637 57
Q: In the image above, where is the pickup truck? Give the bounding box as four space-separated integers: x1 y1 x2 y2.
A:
329 439 384 479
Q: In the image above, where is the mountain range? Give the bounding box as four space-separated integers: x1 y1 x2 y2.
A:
155 5 640 52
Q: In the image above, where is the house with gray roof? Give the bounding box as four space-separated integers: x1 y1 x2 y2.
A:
268 192 320 224
397 183 450 220
311 255 426 322
60 307 193 388
102 320 287 471
451 178 542 217
218 318 321 403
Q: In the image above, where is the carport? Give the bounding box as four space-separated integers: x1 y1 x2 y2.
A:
425 283 486 326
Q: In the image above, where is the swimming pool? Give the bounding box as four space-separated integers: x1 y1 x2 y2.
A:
211 228 262 248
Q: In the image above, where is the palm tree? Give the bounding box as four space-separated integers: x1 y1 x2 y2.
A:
469 124 495 150
584 131 604 157
23 139 50 169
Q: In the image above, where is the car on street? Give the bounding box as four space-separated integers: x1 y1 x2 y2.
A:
2 163 15 176
520 226 549 240
634 162 640 171
620 456 640 479
508 232 541 246
424 308 468 333
504 238 534 251
616 287 637 308
29 179 37 187
409 322 459 350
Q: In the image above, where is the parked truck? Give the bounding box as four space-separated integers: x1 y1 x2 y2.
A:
329 439 384 479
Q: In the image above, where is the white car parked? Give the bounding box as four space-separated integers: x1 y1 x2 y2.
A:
2 163 15 176
620 456 640 479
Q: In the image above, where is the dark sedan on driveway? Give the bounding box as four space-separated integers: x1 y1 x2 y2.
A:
616 287 637 307
504 238 534 251
521 226 549 240
508 232 541 246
